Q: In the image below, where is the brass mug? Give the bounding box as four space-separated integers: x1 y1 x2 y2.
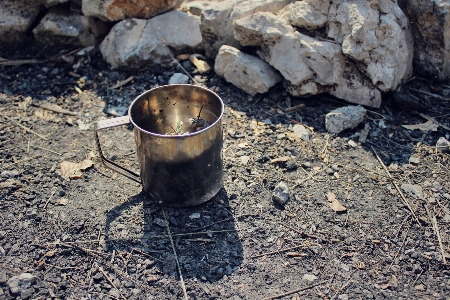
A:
95 84 224 207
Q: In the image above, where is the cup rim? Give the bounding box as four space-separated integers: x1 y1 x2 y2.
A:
128 84 224 138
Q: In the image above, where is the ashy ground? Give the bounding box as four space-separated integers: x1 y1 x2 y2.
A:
0 47 449 300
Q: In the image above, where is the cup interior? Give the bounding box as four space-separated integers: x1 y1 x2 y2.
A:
129 85 223 136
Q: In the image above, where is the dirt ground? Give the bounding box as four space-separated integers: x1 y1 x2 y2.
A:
1 47 450 300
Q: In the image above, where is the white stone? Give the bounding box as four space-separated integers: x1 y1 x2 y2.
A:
279 0 329 29
200 0 290 57
106 106 128 117
169 73 190 84
77 46 95 56
399 0 450 81
328 1 413 91
0 0 43 46
325 105 366 134
100 11 202 70
189 213 200 219
7 273 36 294
76 120 91 131
436 137 450 152
33 6 110 47
292 124 311 141
240 156 251 165
82 0 184 22
234 12 293 48
234 11 382 107
348 140 358 148
302 274 318 282
214 45 282 96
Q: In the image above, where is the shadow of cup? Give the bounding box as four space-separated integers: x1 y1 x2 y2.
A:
103 188 244 282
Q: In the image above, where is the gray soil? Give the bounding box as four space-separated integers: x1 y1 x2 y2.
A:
0 47 449 300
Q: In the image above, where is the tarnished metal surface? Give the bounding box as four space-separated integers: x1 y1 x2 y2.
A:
96 84 224 207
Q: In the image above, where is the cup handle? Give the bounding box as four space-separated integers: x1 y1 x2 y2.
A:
94 116 141 183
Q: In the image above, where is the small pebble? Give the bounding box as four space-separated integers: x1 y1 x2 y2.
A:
348 140 358 148
409 156 420 164
302 274 318 282
189 213 200 219
240 156 251 165
301 162 311 169
272 181 290 206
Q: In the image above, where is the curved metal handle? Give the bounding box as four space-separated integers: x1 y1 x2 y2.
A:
94 116 141 183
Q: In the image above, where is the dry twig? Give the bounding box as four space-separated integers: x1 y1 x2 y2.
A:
163 211 188 300
31 145 63 156
0 48 81 66
419 113 450 131
35 103 78 116
43 187 57 209
261 280 327 300
330 277 354 300
371 146 421 226
96 263 127 300
279 222 318 239
250 243 311 259
1 154 40 169
0 114 48 140
55 242 149 292
388 222 411 270
108 76 134 90
424 205 447 264
406 87 450 101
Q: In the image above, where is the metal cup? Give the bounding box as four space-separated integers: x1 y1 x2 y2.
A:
95 84 224 207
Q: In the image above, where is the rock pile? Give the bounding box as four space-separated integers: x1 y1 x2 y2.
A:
1 0 449 107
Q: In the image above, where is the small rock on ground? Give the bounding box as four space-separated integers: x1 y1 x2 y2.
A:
401 183 424 200
272 181 289 205
436 137 450 152
7 273 36 294
292 124 311 141
169 73 190 84
325 105 366 134
302 274 318 282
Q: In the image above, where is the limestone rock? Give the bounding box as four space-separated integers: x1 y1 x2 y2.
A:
0 0 43 48
180 1 216 16
234 12 381 107
328 0 414 92
399 0 450 81
325 105 366 134
100 11 202 70
82 0 184 22
200 0 290 57
168 73 189 84
234 12 293 48
292 124 311 141
303 273 318 282
436 137 450 152
7 273 36 295
279 0 329 29
214 45 282 96
233 0 413 108
272 181 290 205
33 6 110 47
